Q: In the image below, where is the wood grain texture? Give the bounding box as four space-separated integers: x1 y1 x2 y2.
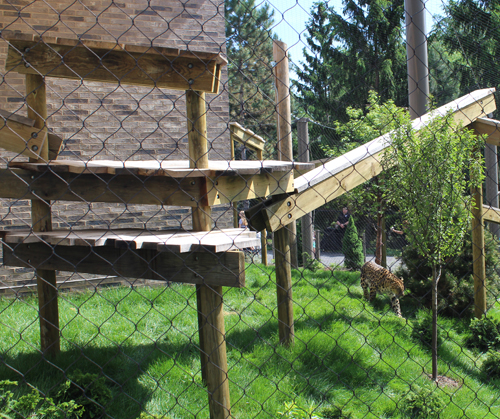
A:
6 36 224 93
26 73 60 357
2 243 245 288
472 117 500 146
482 204 500 224
229 122 266 152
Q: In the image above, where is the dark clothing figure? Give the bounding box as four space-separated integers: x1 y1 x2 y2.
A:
336 208 350 238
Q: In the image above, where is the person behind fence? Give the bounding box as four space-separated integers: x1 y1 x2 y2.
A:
239 210 248 229
336 207 350 236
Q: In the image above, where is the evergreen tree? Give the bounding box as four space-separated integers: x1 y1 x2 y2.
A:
342 216 364 270
439 0 500 95
294 0 408 127
225 0 277 149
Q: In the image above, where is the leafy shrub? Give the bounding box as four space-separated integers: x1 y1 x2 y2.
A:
319 405 352 418
55 370 112 418
140 413 174 419
465 317 500 352
481 351 500 379
396 229 500 317
411 309 442 348
0 379 83 418
402 384 445 418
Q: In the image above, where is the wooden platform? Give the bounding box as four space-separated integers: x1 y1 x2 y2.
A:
4 32 227 94
3 159 313 206
1 228 257 287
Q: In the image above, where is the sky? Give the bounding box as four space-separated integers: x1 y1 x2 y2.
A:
263 0 447 72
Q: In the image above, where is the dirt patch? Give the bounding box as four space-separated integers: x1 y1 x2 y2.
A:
426 374 462 389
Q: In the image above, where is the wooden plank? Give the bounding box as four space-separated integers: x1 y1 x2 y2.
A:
482 205 500 224
248 88 497 232
2 243 245 288
5 36 225 94
229 122 266 152
471 117 500 146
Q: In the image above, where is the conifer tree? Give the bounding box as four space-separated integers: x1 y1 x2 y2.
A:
225 0 277 148
342 216 364 270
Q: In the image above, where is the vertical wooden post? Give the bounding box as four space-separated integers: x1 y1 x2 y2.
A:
256 148 268 266
187 89 231 418
297 118 314 262
315 229 321 261
485 143 500 238
273 40 294 346
26 74 60 357
471 183 487 318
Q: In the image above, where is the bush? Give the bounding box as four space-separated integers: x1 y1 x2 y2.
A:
396 228 500 317
481 351 500 379
411 309 442 348
402 384 445 418
319 405 352 418
342 216 364 271
465 317 500 352
0 380 83 418
55 370 112 418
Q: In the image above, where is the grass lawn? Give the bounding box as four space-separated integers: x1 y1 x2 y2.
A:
0 264 499 418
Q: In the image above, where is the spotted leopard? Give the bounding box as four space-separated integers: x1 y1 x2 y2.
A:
360 261 405 317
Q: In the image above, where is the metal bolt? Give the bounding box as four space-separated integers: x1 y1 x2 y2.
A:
31 145 38 151
188 78 194 85
288 214 292 219
216 194 220 199
191 181 196 185
30 175 35 180
195 256 199 261
24 47 30 53
188 63 194 69
287 201 291 207
215 181 218 185
27 259 31 263
25 62 30 68
191 197 195 201
31 132 38 138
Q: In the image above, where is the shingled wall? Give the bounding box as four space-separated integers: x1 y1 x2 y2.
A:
0 0 231 292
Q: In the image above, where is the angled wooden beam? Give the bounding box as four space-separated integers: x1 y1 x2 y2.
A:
229 122 266 153
248 88 497 233
471 117 500 146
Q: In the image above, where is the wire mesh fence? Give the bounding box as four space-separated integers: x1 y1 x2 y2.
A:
0 0 499 418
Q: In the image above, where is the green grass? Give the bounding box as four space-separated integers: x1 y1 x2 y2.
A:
0 265 499 418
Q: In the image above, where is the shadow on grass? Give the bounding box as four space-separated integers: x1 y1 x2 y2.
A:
0 338 207 419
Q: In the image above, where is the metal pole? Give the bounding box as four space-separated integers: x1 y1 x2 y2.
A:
405 0 430 119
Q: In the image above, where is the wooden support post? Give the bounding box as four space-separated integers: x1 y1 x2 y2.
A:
256 148 268 266
273 40 294 346
297 118 314 262
275 225 294 346
485 143 500 238
472 183 487 318
26 74 60 357
187 89 231 418
315 229 321 261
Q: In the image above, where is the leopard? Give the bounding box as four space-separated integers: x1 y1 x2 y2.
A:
360 261 405 317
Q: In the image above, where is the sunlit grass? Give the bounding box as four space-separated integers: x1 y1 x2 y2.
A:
0 264 498 418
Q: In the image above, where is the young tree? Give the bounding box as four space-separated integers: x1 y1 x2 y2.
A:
383 112 484 380
342 216 364 270
225 0 277 149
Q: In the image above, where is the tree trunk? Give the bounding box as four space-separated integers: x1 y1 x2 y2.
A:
431 264 441 381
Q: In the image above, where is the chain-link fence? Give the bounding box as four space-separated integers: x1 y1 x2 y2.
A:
0 0 499 418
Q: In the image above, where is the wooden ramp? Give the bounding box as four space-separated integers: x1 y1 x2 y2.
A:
247 88 497 232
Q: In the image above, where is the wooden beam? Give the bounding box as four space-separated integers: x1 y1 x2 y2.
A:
248 88 497 232
2 243 245 288
229 122 266 153
26 73 60 357
0 168 293 207
482 204 500 224
5 34 225 94
472 185 487 318
471 117 500 146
